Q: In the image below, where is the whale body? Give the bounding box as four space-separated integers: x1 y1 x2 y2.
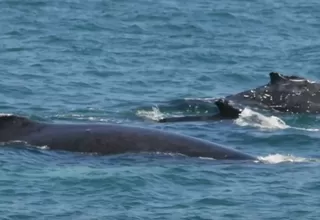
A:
0 115 256 160
158 72 320 123
223 72 320 114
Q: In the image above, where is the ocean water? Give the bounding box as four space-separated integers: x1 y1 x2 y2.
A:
1 0 320 219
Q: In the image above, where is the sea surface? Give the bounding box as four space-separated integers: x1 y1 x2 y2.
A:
1 0 320 219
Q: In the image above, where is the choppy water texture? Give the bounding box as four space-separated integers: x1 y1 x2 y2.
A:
1 0 320 219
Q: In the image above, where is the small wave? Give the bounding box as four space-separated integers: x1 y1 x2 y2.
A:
136 106 168 121
37 145 49 150
53 114 115 123
0 113 13 117
183 97 216 102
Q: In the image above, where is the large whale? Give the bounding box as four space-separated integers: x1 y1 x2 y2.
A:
158 72 320 123
0 115 256 160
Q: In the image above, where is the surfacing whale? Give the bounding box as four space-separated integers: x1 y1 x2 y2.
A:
158 72 320 123
0 115 256 160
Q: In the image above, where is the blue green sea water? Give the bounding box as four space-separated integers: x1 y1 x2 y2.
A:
1 0 320 219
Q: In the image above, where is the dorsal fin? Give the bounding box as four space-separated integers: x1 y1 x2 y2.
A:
269 72 286 84
269 72 307 84
215 99 242 119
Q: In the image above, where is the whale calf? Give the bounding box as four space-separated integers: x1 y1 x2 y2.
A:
158 72 320 123
0 115 256 160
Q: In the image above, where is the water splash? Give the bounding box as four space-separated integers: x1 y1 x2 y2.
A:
235 108 289 130
198 153 318 164
136 106 169 121
257 153 316 164
0 113 13 117
235 108 320 132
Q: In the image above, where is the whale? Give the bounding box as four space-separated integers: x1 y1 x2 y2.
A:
0 115 257 160
158 72 320 123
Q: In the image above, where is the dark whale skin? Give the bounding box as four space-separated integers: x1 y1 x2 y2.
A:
0 115 256 160
225 72 320 114
158 72 320 123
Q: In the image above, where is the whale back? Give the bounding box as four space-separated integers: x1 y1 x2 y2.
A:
224 72 320 113
0 115 255 160
269 72 306 84
156 72 320 123
0 115 36 142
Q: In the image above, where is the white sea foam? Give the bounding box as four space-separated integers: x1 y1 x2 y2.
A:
198 154 316 164
235 108 290 130
136 106 170 121
257 153 315 164
235 108 320 132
